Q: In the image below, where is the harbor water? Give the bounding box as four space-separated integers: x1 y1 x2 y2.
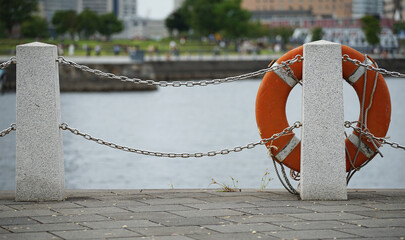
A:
0 78 404 190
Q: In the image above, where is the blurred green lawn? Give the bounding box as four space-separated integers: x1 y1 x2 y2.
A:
0 38 276 56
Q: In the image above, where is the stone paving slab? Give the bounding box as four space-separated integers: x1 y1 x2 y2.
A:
99 211 180 221
0 189 404 240
297 204 374 212
0 209 58 218
53 206 131 215
190 232 275 240
131 226 212 236
339 227 405 238
274 220 360 230
124 204 195 212
170 209 243 218
265 229 356 239
221 214 302 223
3 222 87 233
183 202 256 210
287 212 369 221
0 232 62 239
51 228 141 239
341 218 405 227
81 219 161 229
236 206 313 215
202 222 285 233
351 209 405 218
7 202 83 210
31 214 110 224
0 217 39 226
0 206 14 211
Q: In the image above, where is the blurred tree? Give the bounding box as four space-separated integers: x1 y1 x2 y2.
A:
272 27 294 46
215 0 251 39
0 0 37 37
394 21 405 34
52 10 77 39
21 16 49 38
0 22 6 38
77 9 99 39
165 8 190 36
98 13 123 40
188 0 222 36
311 27 323 41
246 21 270 38
168 0 252 39
361 15 381 46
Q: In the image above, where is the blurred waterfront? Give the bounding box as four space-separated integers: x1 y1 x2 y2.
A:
0 78 404 190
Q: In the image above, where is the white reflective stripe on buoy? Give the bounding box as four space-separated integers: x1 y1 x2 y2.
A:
273 62 299 88
348 133 375 158
275 136 300 162
347 57 373 85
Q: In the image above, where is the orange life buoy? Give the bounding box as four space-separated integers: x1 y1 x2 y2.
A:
255 45 391 172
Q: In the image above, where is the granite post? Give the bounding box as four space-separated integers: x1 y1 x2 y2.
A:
16 42 65 201
300 40 347 200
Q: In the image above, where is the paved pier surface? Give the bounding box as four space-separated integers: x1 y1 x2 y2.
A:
0 189 404 239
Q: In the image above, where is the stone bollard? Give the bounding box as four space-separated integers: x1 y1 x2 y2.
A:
16 42 65 201
300 40 347 200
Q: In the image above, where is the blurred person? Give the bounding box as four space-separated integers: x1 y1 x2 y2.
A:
95 45 101 56
86 45 92 56
57 43 64 56
68 44 75 56
114 45 121 55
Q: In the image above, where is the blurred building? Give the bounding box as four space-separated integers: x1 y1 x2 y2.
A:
120 18 168 40
78 0 114 14
384 0 405 21
114 0 137 19
37 0 79 22
38 0 117 21
112 0 168 39
241 0 353 20
38 0 167 39
241 0 397 50
292 27 398 51
352 0 384 18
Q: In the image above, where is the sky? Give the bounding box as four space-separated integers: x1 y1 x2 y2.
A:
137 0 175 20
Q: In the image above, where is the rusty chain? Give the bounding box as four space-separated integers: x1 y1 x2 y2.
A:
59 121 302 158
0 124 16 137
56 55 303 87
0 57 16 69
344 121 405 151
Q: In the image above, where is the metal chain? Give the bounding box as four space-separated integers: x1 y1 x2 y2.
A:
56 55 303 87
0 123 16 137
344 121 405 151
0 57 16 69
280 62 302 86
343 54 405 78
60 121 302 158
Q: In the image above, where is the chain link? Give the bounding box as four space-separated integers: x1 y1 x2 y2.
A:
344 121 405 151
57 55 303 87
343 54 405 78
0 123 16 137
60 121 302 158
0 56 16 69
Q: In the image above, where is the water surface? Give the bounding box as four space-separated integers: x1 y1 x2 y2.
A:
0 78 404 190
